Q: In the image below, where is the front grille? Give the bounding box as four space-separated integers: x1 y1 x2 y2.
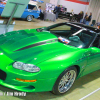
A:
23 85 35 90
0 69 7 80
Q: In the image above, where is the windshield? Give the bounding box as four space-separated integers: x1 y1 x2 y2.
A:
37 23 96 48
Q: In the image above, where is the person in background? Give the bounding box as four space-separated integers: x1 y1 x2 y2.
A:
97 25 100 29
86 12 92 25
69 9 74 21
38 6 44 20
83 12 88 24
77 11 84 23
54 5 61 19
97 22 100 29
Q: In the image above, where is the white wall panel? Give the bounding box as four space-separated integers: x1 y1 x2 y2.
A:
50 0 58 6
37 0 50 9
59 0 89 14
97 9 100 22
50 0 89 14
87 0 100 23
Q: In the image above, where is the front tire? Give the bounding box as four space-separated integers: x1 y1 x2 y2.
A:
52 66 77 95
27 15 33 21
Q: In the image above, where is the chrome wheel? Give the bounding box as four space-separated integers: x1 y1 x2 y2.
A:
52 67 77 95
58 70 76 93
27 15 33 21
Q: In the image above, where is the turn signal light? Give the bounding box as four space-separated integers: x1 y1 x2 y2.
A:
16 78 37 82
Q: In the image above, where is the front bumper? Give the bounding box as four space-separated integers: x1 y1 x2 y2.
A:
0 77 56 92
0 52 57 92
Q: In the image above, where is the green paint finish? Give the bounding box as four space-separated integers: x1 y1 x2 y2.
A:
0 27 100 92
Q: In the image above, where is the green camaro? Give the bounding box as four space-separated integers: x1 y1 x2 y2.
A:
0 22 100 95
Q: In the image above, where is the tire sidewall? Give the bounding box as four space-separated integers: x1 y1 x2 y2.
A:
52 66 77 95
27 15 33 21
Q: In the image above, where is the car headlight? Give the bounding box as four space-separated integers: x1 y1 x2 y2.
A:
13 62 40 73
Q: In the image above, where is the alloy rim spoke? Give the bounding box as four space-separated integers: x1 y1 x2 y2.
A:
58 70 76 93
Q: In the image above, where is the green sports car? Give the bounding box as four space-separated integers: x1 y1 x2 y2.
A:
0 22 100 95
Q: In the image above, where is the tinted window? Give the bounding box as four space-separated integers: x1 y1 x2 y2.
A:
66 30 96 48
50 25 71 31
28 4 37 10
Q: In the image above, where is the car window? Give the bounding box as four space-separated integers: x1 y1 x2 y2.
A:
50 25 71 31
58 30 96 48
28 4 37 10
68 30 96 48
33 6 37 10
48 24 81 38
92 36 100 48
41 23 82 39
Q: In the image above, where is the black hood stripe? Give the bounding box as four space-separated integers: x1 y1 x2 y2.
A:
15 39 58 52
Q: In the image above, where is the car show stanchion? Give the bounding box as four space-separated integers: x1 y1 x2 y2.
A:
5 2 24 33
0 0 30 34
0 19 15 35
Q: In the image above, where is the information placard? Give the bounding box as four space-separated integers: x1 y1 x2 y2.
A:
1 0 30 18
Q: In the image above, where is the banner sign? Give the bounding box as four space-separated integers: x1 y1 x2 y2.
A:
65 0 90 5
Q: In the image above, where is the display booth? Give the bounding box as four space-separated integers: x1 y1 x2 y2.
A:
45 3 55 13
60 5 67 12
44 3 56 22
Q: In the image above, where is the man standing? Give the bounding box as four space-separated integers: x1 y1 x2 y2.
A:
38 6 44 20
69 9 74 21
86 12 92 25
77 11 84 23
83 12 88 24
54 5 61 19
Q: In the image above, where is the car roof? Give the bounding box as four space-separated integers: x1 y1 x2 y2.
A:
68 22 100 33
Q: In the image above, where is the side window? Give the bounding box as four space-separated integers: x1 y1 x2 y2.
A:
28 4 37 10
50 25 71 31
33 6 37 10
